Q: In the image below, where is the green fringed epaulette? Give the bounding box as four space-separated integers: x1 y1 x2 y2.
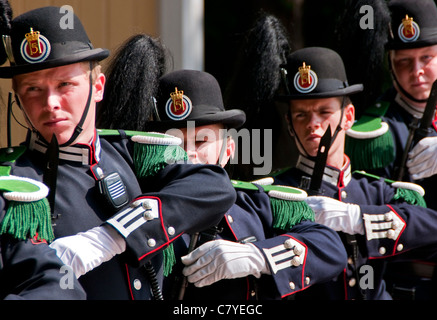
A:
98 130 186 275
97 129 188 178
0 175 54 242
345 101 395 170
231 179 314 231
354 170 427 208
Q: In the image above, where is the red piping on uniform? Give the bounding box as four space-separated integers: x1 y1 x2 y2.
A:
343 268 348 300
368 205 407 259
136 196 183 262
125 264 134 300
225 214 238 241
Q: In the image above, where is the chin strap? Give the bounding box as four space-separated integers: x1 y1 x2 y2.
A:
388 56 427 104
392 72 428 104
14 61 95 147
60 61 94 147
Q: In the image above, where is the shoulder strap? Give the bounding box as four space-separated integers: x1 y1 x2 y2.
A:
353 170 426 207
232 179 314 230
98 129 187 178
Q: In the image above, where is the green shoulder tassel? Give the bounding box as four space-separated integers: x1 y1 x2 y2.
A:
0 176 54 242
391 181 427 208
1 198 54 241
263 185 314 231
354 171 427 208
133 143 187 179
345 101 394 170
232 180 314 232
98 129 188 179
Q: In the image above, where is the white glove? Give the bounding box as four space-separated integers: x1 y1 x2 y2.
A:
407 136 437 180
50 224 126 278
304 196 364 235
181 239 270 287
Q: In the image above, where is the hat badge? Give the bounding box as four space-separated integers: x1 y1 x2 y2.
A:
165 87 193 121
294 62 318 93
20 27 51 64
398 15 420 43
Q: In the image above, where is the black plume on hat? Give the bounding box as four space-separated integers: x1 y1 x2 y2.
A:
279 47 363 100
386 0 437 50
150 69 246 131
0 0 12 65
0 6 108 78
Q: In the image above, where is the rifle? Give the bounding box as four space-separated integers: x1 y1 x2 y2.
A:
299 125 332 195
397 79 437 181
177 232 199 300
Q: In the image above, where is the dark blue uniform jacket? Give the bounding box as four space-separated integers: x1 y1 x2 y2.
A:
1 130 235 300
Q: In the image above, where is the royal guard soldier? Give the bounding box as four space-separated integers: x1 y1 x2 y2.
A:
149 69 349 300
273 46 437 300
343 0 437 299
95 31 348 299
0 1 86 300
0 5 236 300
344 0 437 209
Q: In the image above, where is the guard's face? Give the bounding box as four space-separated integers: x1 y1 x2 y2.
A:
13 62 105 145
391 44 437 106
167 123 234 167
288 97 354 167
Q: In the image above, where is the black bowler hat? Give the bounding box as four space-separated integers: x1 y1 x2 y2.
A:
150 69 246 131
278 47 363 100
386 0 437 50
0 6 109 78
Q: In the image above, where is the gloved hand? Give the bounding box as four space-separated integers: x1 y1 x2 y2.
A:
181 239 270 287
50 224 126 278
407 136 437 180
304 196 364 235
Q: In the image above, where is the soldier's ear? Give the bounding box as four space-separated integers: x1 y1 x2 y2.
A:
343 103 355 130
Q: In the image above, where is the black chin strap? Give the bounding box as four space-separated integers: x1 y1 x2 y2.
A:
392 72 428 104
60 61 94 147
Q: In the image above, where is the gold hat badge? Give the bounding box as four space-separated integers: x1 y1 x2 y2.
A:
25 28 42 56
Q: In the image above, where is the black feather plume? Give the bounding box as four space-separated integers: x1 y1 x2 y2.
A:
96 34 168 131
224 12 292 180
334 0 391 116
0 0 12 65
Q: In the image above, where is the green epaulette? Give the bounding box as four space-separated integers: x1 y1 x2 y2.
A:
0 146 54 242
97 129 188 178
345 101 395 170
98 130 187 276
232 179 314 231
354 170 427 208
